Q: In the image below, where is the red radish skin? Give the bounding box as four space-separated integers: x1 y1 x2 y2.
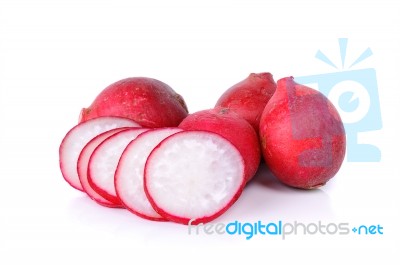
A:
77 128 128 207
115 128 182 221
144 131 246 225
79 77 188 128
179 108 260 182
259 77 346 189
59 117 140 191
88 128 149 204
215 72 276 132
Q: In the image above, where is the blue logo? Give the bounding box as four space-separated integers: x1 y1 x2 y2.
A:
295 38 382 162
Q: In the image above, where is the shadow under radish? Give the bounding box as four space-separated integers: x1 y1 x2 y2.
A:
217 163 335 223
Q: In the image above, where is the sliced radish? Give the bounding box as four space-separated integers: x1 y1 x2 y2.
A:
77 128 128 207
115 128 182 221
144 131 245 225
88 128 149 204
59 117 140 191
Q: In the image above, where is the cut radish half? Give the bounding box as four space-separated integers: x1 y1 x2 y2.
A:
88 128 149 204
59 117 140 191
144 131 245 225
77 128 128 207
115 128 182 221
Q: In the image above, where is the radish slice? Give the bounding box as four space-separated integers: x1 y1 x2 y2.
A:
77 128 128 207
144 131 245 225
59 117 140 191
88 128 149 204
115 128 182 221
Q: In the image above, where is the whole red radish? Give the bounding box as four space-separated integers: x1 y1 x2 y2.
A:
179 107 260 182
259 77 346 189
215 72 276 132
79 77 189 128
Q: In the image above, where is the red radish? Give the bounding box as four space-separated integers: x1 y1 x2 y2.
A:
77 128 128 207
88 128 149 204
144 131 246 225
215 72 276 132
79 77 189 128
179 107 260 182
59 117 140 191
259 77 346 189
115 128 182 221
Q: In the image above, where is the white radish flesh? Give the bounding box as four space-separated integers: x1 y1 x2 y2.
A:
77 128 128 207
115 128 182 221
88 128 149 204
59 117 140 191
144 131 245 225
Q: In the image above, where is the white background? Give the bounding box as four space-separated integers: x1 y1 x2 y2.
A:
1 0 399 263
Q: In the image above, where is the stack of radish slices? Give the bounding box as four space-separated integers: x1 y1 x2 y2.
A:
60 116 247 225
